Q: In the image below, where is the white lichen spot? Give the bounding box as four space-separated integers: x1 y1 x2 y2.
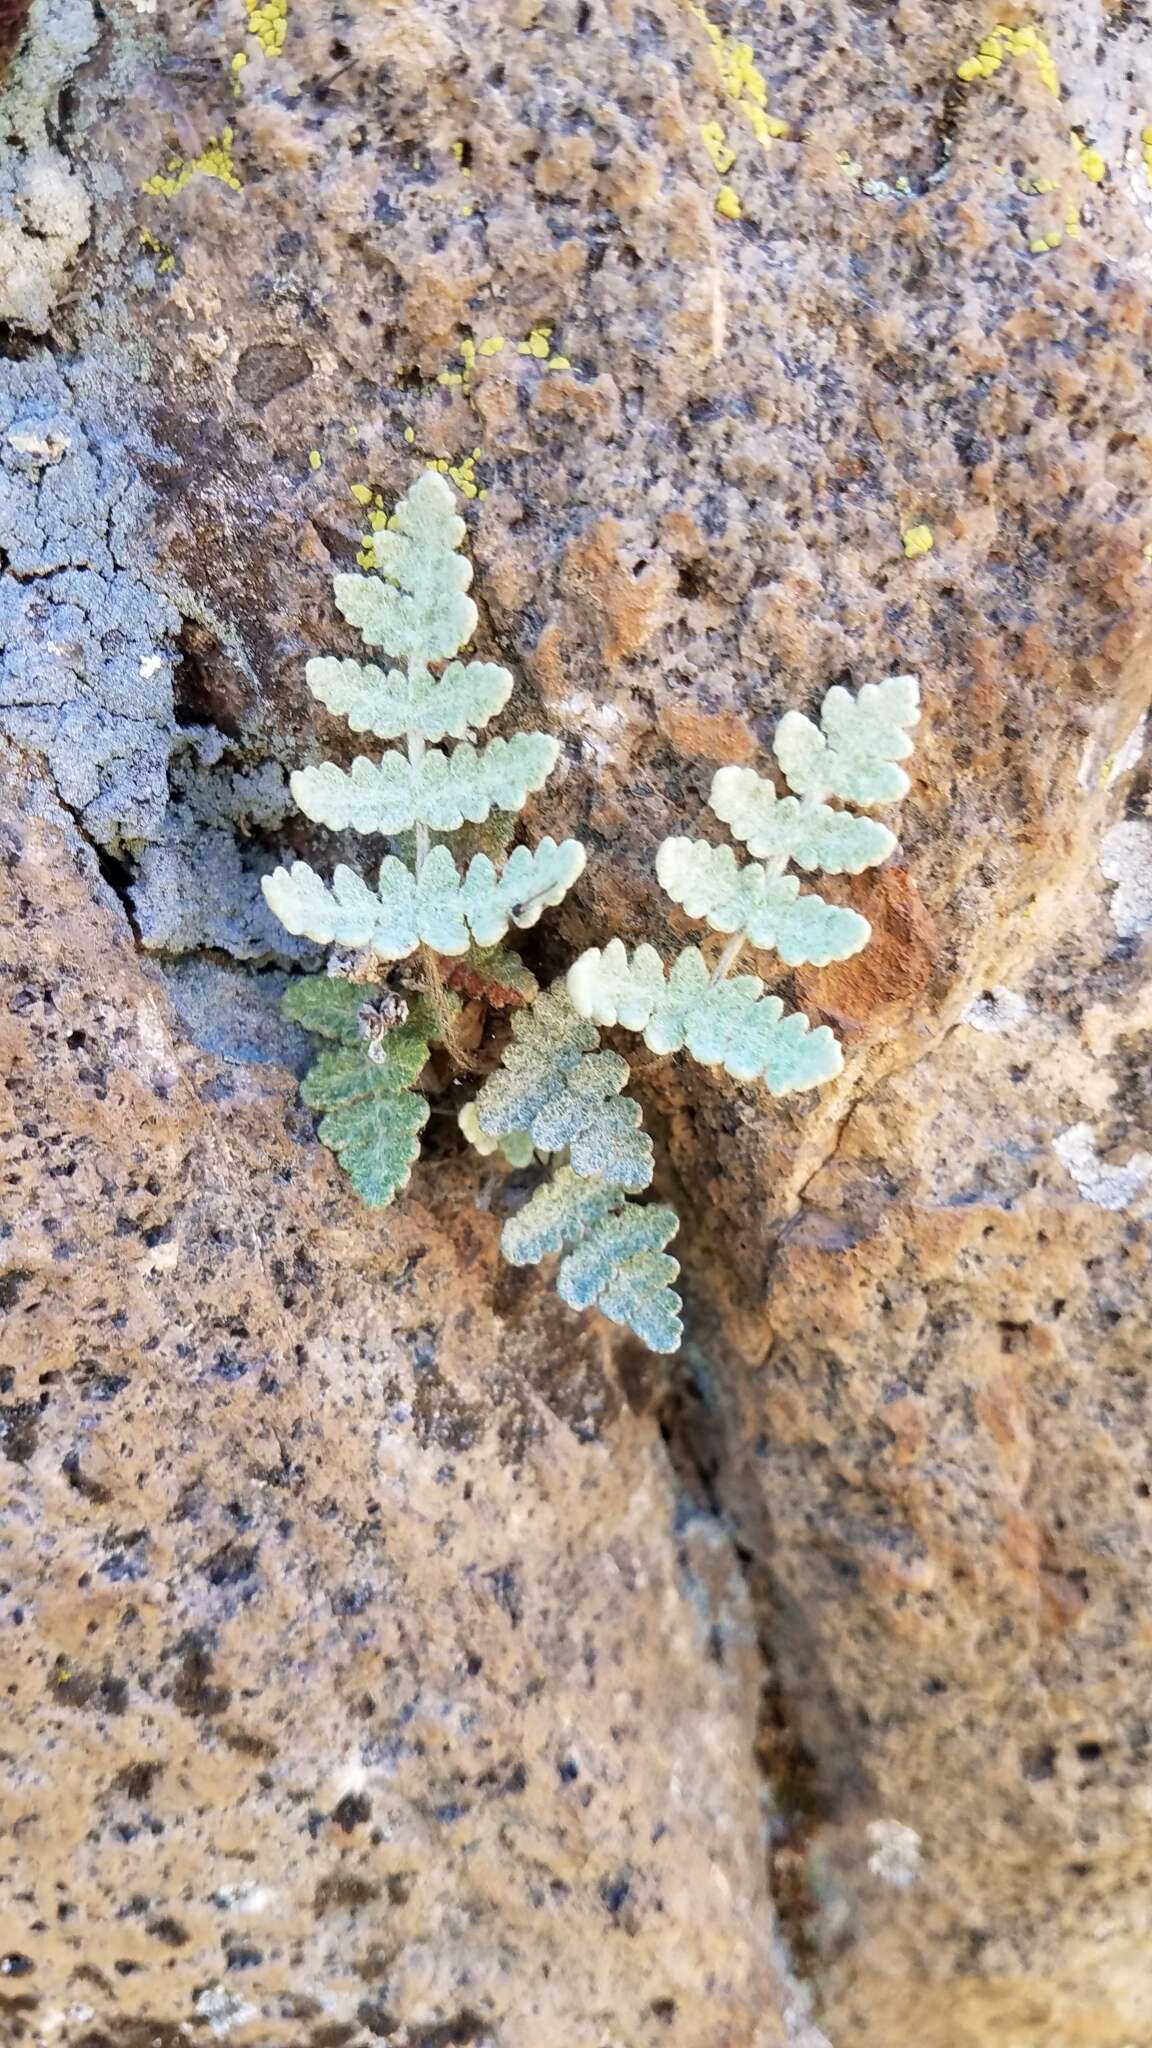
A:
866 1817 922 1888
1100 820 1152 937
193 1985 258 2037
1053 1123 1152 1211
138 654 164 679
962 986 1030 1033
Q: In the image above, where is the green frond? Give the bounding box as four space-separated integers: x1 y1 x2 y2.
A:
708 764 896 874
459 837 586 945
305 654 513 743
655 838 869 966
290 731 560 835
567 943 843 1093
473 985 654 1192
280 972 373 1043
331 470 477 666
501 1167 682 1353
774 673 920 806
298 1022 432 1207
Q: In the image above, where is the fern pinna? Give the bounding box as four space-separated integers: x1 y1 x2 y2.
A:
264 471 679 1353
567 674 919 1089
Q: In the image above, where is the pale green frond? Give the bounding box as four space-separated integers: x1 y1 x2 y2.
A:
457 1099 537 1167
501 1167 683 1354
473 985 654 1192
566 938 667 1031
709 764 896 874
569 942 843 1093
298 1025 432 1207
500 1166 624 1263
262 860 384 948
290 732 560 835
655 838 868 965
774 673 920 806
460 836 586 947
331 470 477 665
304 654 513 743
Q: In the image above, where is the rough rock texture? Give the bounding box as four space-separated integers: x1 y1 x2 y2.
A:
2 0 1152 2043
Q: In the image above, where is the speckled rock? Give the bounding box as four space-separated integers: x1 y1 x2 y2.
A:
2 0 1152 2042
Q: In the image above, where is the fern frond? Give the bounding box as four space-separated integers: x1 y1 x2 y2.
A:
473 985 653 1190
567 943 842 1093
290 732 560 835
305 654 513 743
298 1024 431 1207
331 470 477 665
263 861 391 950
708 765 896 874
774 673 920 806
655 838 869 966
501 1167 682 1353
459 837 586 945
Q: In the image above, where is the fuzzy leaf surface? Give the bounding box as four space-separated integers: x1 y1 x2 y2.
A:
459 837 586 946
330 470 477 665
305 654 513 743
299 1026 431 1207
474 985 654 1192
566 938 667 1031
501 1168 683 1354
281 973 370 1043
290 732 559 835
656 838 869 965
708 764 896 874
774 673 920 806
568 943 843 1093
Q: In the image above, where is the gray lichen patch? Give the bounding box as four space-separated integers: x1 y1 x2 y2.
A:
163 959 312 1071
130 740 317 962
0 0 98 333
0 355 181 849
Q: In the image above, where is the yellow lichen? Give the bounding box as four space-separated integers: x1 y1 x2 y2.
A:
349 483 373 505
519 327 552 358
701 120 735 175
955 22 1059 97
246 0 287 58
690 6 787 210
142 129 243 199
478 335 505 357
138 227 175 275
308 449 323 471
901 524 934 559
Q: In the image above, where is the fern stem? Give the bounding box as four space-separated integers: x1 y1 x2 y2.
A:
710 931 747 985
407 729 429 874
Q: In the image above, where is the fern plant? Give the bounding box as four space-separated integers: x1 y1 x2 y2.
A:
264 470 587 1208
567 674 920 1091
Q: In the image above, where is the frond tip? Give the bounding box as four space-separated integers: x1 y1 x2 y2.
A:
774 673 920 806
567 941 843 1093
294 1005 435 1206
709 764 896 873
502 1166 682 1353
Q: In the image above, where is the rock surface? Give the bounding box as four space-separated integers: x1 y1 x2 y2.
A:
1 0 1152 2043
